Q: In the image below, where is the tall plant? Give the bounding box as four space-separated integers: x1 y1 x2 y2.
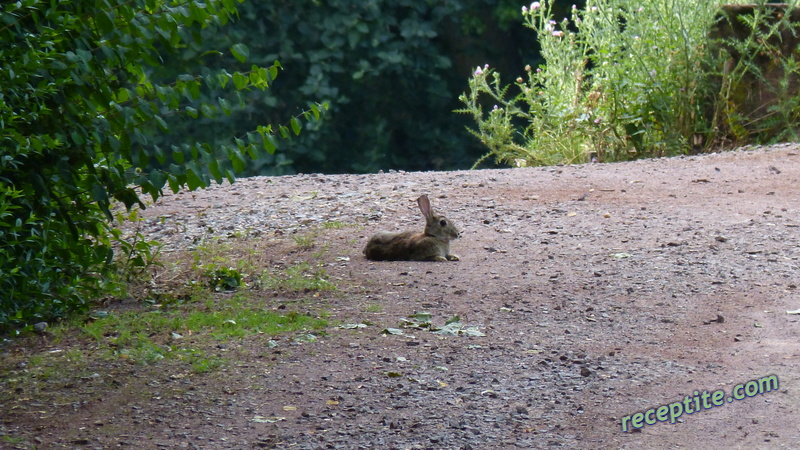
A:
459 0 721 167
0 0 326 330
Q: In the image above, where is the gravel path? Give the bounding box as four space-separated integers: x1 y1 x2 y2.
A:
4 144 800 449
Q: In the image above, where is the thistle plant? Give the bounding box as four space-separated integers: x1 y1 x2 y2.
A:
459 0 722 167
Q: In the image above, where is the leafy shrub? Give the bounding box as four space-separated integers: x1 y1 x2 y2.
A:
204 266 244 292
0 0 325 331
459 0 800 167
709 3 800 143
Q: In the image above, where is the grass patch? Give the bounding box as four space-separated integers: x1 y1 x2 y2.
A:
79 291 328 367
259 261 336 292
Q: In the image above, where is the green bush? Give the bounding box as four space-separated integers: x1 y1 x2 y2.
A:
0 0 325 331
459 0 800 167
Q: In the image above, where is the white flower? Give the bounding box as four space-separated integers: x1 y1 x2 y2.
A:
531 2 541 10
522 6 528 13
474 66 484 76
552 30 564 37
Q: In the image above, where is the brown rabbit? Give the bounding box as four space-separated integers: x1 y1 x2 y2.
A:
363 195 460 261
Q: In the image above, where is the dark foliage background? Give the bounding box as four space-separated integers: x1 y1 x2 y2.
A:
150 0 583 175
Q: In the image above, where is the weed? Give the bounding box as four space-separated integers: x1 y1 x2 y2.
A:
293 233 317 249
203 266 244 292
458 0 800 166
363 304 383 313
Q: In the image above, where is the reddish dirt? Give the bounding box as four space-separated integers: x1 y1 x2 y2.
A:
2 144 800 449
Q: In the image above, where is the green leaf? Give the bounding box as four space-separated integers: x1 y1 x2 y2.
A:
208 157 223 183
154 115 168 131
232 72 248 90
290 117 302 136
231 43 250 63
200 104 216 118
229 150 246 173
172 147 185 164
186 165 204 191
95 10 115 35
263 133 277 154
149 170 167 190
219 98 232 116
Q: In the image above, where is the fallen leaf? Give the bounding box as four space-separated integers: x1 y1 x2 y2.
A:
252 416 285 423
461 327 486 337
382 328 404 335
340 323 368 329
292 192 318 201
408 312 433 322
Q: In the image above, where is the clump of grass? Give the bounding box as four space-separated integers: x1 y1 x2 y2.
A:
322 220 348 229
363 303 383 313
259 262 336 292
293 233 317 249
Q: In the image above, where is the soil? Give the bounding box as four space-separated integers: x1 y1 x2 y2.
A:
2 144 800 449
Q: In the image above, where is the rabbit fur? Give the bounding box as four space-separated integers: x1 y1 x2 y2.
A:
363 195 460 262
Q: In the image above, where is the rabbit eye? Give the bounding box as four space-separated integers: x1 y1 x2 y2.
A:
440 219 447 227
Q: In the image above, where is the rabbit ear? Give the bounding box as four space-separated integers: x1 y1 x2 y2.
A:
417 195 432 219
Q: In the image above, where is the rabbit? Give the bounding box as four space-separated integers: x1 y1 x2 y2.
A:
363 194 460 262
